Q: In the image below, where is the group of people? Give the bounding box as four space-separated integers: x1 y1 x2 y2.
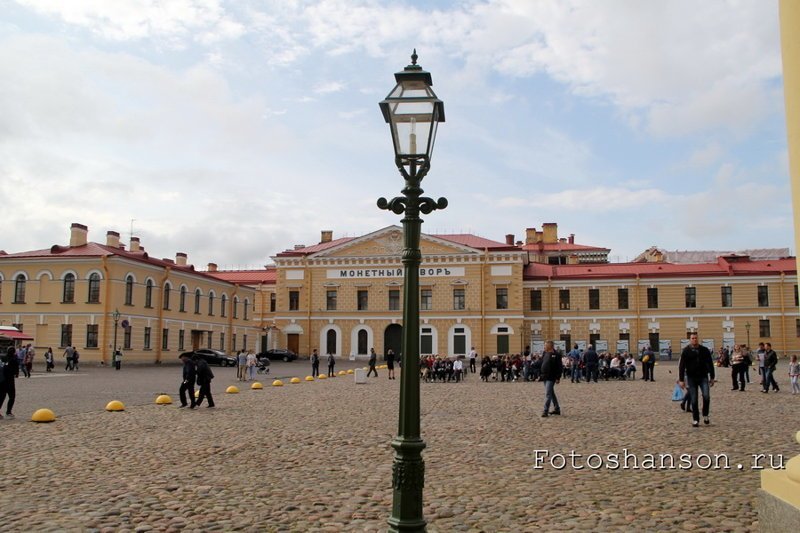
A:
310 349 339 378
235 350 259 382
178 352 215 409
419 355 466 382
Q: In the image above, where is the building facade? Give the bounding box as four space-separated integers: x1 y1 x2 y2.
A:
0 223 258 364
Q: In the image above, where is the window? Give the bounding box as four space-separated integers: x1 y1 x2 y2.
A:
453 288 465 310
123 325 132 350
144 327 152 350
647 287 658 309
178 329 185 351
421 289 432 311
357 290 368 311
162 283 171 310
326 290 337 311
421 327 433 354
796 318 800 337
60 324 73 347
219 332 225 351
208 293 215 315
559 289 570 310
232 334 237 350
86 324 98 348
14 274 26 303
589 289 600 310
88 273 101 303
795 285 799 307
270 293 276 312
389 290 400 311
221 294 227 317
125 276 134 305
759 319 771 337
244 299 249 320
618 288 629 310
685 287 696 308
357 329 368 354
288 291 299 311
194 289 201 314
233 296 239 319
496 287 508 310
243 334 247 350
62 273 76 303
530 289 542 311
208 331 213 349
453 327 466 355
721 286 733 308
179 286 187 312
145 279 153 308
758 286 769 307
162 328 169 350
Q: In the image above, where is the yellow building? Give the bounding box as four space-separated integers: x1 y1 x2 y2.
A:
211 224 799 359
0 223 257 364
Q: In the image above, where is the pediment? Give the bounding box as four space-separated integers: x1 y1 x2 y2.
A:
311 226 480 258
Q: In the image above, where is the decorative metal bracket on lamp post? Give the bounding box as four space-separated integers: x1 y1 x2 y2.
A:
378 50 446 533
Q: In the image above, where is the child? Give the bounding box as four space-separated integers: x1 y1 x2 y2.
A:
789 355 800 395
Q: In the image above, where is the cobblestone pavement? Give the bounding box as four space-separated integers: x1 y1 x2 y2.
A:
0 361 797 532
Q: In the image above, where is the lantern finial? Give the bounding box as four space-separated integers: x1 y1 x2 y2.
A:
411 49 417 65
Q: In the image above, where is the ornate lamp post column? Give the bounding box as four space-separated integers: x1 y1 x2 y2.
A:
112 308 121 368
378 50 446 533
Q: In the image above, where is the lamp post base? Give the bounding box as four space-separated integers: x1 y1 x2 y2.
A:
388 437 426 533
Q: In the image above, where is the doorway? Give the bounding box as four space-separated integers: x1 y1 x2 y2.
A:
384 324 402 360
287 333 300 354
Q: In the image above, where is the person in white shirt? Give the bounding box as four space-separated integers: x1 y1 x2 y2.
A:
468 347 478 373
453 358 464 382
624 353 636 379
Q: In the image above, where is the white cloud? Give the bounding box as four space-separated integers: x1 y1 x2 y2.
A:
313 80 345 94
688 142 724 169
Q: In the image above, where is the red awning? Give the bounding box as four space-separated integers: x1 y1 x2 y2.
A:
0 330 33 341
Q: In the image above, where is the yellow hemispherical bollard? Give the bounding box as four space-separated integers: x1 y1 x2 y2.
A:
226 385 240 394
251 382 263 390
31 408 56 423
272 379 284 387
105 400 125 412
338 370 347 376
346 369 354 375
318 374 327 380
305 375 315 381
290 377 301 384
155 394 173 405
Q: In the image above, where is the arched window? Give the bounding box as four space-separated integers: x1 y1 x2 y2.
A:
63 273 75 303
221 294 227 317
179 286 187 312
194 289 201 314
14 274 26 303
87 273 101 303
125 275 134 305
208 292 215 315
145 279 153 308
357 329 368 355
244 298 249 320
326 329 337 355
163 282 171 310
233 296 239 319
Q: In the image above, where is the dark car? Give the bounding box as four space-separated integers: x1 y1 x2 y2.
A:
181 349 236 367
257 348 298 362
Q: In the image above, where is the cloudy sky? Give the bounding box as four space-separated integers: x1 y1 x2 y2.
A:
0 0 791 268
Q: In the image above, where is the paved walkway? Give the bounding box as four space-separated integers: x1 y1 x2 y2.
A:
0 361 797 531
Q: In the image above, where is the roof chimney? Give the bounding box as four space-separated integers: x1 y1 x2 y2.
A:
69 223 88 247
207 263 218 272
542 223 558 244
321 230 333 243
505 234 514 245
294 244 305 250
129 237 141 252
525 228 537 244
176 252 188 266
106 231 120 248
568 234 575 244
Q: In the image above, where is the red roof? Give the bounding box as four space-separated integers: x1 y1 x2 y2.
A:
0 329 34 341
524 257 797 280
433 234 519 251
522 242 609 253
275 237 356 257
207 268 277 285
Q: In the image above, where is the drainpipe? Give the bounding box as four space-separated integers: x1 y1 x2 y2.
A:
547 276 553 341
780 271 787 357
101 255 111 365
306 257 312 356
635 274 641 351
156 266 171 364
480 248 487 356
229 283 238 353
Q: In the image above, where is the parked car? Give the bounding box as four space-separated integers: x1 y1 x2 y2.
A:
257 348 298 362
181 349 236 367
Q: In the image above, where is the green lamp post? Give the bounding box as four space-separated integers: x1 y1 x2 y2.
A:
111 308 121 365
378 50 446 532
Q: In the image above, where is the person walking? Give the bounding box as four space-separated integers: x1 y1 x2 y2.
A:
469 347 478 374
730 345 746 391
327 352 336 377
386 349 395 380
567 344 582 383
762 342 780 393
63 345 74 371
0 346 19 419
114 349 123 370
310 349 320 378
540 340 563 418
236 350 247 382
642 345 655 381
583 344 599 383
195 355 215 408
246 350 257 381
23 344 35 378
72 349 80 371
178 353 197 409
367 348 378 377
789 355 800 395
678 333 716 427
44 347 54 372
756 342 766 387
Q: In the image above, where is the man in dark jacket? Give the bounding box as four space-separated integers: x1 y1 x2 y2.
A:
194 355 215 408
762 342 780 393
540 341 563 418
583 344 599 383
0 346 20 418
678 333 716 427
179 353 197 409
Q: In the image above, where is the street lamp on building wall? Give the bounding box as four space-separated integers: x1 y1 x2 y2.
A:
378 49 446 533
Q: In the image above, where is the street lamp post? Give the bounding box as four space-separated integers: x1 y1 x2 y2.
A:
112 309 120 369
378 50 446 533
745 321 751 348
